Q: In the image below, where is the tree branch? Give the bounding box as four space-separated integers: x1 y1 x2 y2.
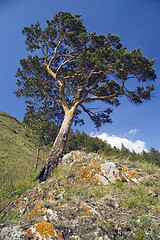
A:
79 79 125 104
86 73 106 92
79 103 98 124
55 52 79 78
34 42 46 56
63 72 83 81
42 91 61 103
84 67 97 88
48 40 63 68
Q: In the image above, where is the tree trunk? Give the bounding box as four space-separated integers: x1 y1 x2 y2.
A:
34 109 75 182
35 147 40 171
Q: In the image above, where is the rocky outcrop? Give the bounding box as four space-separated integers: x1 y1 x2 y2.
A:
61 151 143 185
97 162 142 185
60 150 90 167
0 151 159 239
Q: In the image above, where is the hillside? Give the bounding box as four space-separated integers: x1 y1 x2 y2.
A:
0 111 48 210
0 151 160 239
0 111 160 239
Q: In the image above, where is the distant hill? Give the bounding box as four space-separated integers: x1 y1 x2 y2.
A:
0 111 48 210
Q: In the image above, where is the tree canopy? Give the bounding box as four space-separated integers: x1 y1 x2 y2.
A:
15 11 156 129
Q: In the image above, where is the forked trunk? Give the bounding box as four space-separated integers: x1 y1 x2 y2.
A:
34 109 75 182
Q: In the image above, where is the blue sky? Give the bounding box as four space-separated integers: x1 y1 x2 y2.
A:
0 0 160 153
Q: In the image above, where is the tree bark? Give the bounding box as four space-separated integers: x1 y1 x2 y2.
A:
35 147 40 172
34 109 76 182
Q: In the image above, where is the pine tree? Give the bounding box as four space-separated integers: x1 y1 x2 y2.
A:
14 12 156 181
23 106 58 170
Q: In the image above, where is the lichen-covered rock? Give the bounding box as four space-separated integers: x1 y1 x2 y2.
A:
60 151 89 167
100 162 122 184
69 152 143 185
96 162 143 185
24 221 64 240
0 222 64 240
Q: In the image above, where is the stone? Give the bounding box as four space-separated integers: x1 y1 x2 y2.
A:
61 151 88 167
97 162 143 185
100 162 123 183
95 173 109 185
0 226 25 240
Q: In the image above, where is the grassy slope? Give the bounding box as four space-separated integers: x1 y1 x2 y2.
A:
0 111 47 210
0 111 159 239
1 151 159 239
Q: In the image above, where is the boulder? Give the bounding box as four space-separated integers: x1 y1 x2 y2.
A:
60 151 89 167
96 162 143 185
100 162 124 183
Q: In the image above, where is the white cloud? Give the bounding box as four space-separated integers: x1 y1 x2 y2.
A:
128 129 138 135
91 132 148 154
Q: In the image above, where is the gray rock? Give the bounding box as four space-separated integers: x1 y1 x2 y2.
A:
0 226 24 240
61 151 89 167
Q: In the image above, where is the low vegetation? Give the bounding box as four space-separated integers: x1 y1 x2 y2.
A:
0 110 160 212
0 111 47 210
0 150 159 239
0 111 159 239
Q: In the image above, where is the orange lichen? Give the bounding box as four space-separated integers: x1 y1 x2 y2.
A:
123 167 128 172
81 204 99 217
62 181 67 185
35 216 44 222
77 164 101 184
27 202 43 220
83 204 91 213
24 222 64 240
47 193 54 200
73 163 83 170
11 197 22 207
128 172 137 181
24 229 37 239
90 158 95 165
113 171 117 178
35 221 64 240
118 166 123 170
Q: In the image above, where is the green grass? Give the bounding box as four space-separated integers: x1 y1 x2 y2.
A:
50 152 159 238
0 111 159 238
0 111 48 210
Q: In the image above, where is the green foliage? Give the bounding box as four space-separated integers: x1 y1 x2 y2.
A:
135 229 146 240
23 106 58 149
6 210 18 221
14 11 156 129
65 129 160 167
118 181 159 215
